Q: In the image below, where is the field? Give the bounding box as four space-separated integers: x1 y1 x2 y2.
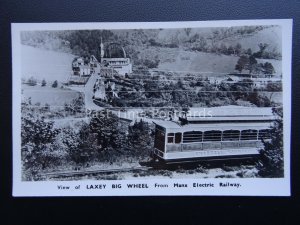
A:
22 85 81 105
21 45 76 83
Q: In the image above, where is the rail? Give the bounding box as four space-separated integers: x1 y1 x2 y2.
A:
39 166 149 178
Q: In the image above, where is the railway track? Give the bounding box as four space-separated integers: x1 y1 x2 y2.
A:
39 158 258 179
40 166 150 178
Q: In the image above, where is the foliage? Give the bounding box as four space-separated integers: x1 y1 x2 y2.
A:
21 113 61 180
60 122 96 165
135 57 160 69
27 76 37 86
64 94 85 114
235 55 275 75
89 110 127 160
235 55 250 73
127 120 153 156
41 79 47 87
52 80 58 88
248 55 257 73
67 30 114 58
257 107 284 177
252 43 281 60
263 62 275 74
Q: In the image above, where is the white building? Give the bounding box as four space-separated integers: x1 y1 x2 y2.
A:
100 42 132 76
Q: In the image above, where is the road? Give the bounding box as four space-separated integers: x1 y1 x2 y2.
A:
67 64 168 124
84 65 102 110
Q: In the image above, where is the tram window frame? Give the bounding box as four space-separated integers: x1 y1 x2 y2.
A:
167 133 182 144
167 133 175 143
258 129 271 139
203 130 222 142
240 129 258 140
183 131 203 143
222 130 240 141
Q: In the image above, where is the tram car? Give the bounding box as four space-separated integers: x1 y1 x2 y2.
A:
152 106 274 163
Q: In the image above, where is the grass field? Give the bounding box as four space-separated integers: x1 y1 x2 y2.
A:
21 45 76 83
22 85 81 106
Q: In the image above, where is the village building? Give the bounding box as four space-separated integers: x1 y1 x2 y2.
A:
224 73 281 88
100 42 132 76
69 55 98 85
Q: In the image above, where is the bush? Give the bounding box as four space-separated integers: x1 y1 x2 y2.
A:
27 76 37 86
21 115 61 180
143 58 160 69
41 79 47 87
52 80 58 88
257 108 284 177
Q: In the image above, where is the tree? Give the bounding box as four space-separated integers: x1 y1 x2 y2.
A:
253 43 269 58
65 95 85 114
220 43 228 55
41 79 47 87
61 123 95 166
263 62 275 75
127 120 152 156
234 43 242 56
266 82 282 92
52 80 58 88
190 33 199 43
257 107 284 177
235 55 250 73
89 110 126 157
21 115 60 180
184 28 192 37
249 55 257 74
258 43 268 53
195 36 207 51
246 48 252 56
27 76 37 86
227 45 235 55
61 127 81 163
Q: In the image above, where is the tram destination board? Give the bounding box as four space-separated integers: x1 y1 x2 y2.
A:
12 19 292 196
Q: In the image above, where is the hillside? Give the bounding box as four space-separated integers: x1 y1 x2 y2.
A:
20 25 282 78
144 26 282 75
144 47 282 75
21 45 76 83
221 26 281 53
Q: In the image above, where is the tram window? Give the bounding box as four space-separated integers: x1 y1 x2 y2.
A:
222 130 240 141
175 133 182 144
258 129 271 139
183 131 203 143
241 130 258 140
203 130 222 142
168 133 174 143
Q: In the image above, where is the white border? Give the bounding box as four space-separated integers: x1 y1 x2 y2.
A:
12 19 292 196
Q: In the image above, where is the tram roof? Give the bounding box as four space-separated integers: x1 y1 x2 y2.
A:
153 121 273 131
186 106 274 117
153 106 275 131
181 115 275 122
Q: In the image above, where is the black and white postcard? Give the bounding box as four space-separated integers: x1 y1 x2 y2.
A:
12 19 292 196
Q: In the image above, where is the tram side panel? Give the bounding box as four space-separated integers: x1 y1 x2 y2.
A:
152 124 272 162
